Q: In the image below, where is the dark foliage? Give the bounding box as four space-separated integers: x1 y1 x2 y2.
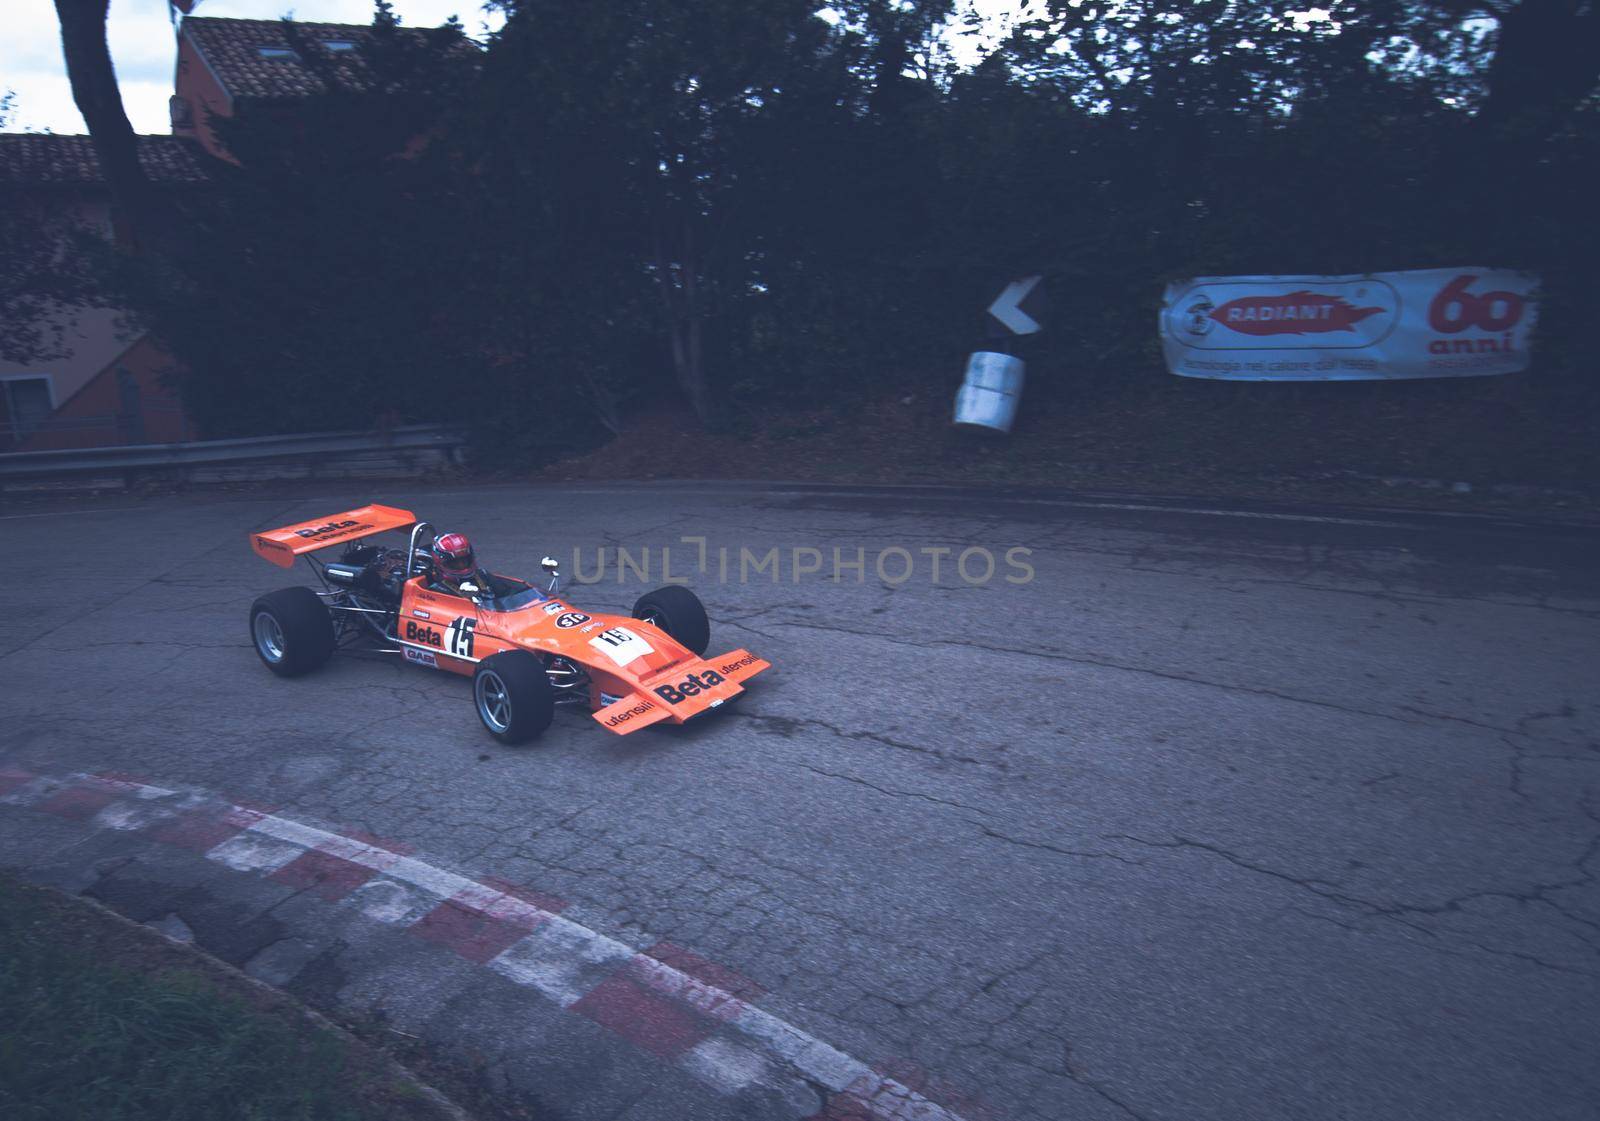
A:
23 0 1599 465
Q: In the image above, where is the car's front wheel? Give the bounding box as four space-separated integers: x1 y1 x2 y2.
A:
631 585 710 656
249 587 335 677
472 650 554 744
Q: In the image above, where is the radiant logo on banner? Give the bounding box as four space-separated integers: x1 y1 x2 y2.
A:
1208 291 1386 336
1161 268 1537 380
1165 278 1400 352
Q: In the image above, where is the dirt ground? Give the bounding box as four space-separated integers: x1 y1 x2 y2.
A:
529 376 1600 520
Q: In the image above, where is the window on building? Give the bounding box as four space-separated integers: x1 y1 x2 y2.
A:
256 46 299 60
323 40 357 52
1 377 54 442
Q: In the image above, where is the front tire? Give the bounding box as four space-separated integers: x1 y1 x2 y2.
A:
632 585 710 656
249 587 335 677
473 651 554 744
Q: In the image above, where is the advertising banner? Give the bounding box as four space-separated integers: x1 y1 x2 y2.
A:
1160 268 1539 381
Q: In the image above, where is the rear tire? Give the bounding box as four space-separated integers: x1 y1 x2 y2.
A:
632 585 710 656
249 587 335 677
473 650 554 744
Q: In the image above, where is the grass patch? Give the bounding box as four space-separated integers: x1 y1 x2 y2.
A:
0 876 451 1121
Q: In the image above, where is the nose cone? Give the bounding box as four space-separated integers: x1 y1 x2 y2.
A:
494 610 693 679
585 622 692 676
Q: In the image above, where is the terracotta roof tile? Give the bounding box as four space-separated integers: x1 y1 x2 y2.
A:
181 16 472 101
0 134 212 186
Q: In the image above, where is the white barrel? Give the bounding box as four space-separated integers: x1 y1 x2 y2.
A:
953 351 1026 433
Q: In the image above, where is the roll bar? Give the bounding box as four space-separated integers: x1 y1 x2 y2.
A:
405 520 437 581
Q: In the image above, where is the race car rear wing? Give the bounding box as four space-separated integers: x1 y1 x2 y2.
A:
250 504 417 568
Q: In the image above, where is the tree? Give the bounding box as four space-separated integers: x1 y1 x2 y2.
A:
52 0 165 249
0 196 122 367
999 1 1598 132
25 0 1596 455
462 0 966 428
0 84 127 367
130 12 479 439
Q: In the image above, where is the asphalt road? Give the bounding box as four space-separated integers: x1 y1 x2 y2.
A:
2 481 1597 1121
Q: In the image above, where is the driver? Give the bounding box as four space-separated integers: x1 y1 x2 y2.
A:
432 532 487 596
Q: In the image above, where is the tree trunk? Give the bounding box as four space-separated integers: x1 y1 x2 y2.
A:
579 365 624 436
653 227 713 428
654 241 690 379
678 223 712 425
54 0 158 250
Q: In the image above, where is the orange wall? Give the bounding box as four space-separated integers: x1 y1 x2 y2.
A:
18 336 194 452
173 32 236 162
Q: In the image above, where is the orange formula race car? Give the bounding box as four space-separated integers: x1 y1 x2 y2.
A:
247 505 770 743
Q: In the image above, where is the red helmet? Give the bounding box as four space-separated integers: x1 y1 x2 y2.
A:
433 532 475 577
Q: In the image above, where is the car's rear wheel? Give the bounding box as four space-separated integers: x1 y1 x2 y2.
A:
632 585 710 656
473 650 554 744
249 587 335 677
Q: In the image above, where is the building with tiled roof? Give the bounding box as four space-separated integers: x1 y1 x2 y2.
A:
0 134 211 187
173 16 475 160
0 133 206 451
1 13 466 450
181 17 405 101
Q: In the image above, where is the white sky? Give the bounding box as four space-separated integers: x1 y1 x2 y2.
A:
1 0 508 134
1 0 1026 135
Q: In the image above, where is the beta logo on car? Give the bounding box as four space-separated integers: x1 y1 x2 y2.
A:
653 669 727 704
294 519 360 539
405 620 443 647
404 617 476 658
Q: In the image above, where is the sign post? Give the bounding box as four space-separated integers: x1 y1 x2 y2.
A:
956 275 1047 433
986 275 1045 338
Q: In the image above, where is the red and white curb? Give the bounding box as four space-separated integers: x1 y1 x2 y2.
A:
0 767 991 1121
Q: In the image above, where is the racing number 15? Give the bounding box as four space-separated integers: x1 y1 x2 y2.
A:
447 617 477 658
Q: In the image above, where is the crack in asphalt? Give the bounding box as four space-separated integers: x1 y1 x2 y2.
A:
741 615 1456 732
1059 1064 1153 1121
791 763 992 816
725 613 1594 755
972 825 1149 866
731 711 1005 773
1126 565 1600 623
0 498 307 662
1112 822 1600 974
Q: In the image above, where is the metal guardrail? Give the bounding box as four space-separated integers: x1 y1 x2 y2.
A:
0 424 467 488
